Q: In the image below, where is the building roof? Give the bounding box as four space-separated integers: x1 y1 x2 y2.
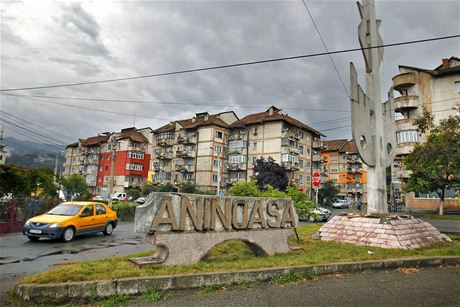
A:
81 134 111 147
399 56 460 78
182 115 229 130
66 142 79 148
230 106 324 136
322 139 348 152
322 139 359 153
119 128 148 143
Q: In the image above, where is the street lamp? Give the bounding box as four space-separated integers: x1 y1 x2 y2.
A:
210 146 221 196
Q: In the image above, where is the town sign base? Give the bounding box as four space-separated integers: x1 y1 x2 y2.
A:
319 213 451 249
130 192 298 266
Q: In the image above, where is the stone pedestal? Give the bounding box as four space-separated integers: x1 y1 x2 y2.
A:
319 214 451 249
130 228 295 266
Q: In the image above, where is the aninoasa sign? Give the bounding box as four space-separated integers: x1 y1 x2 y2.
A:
131 192 298 265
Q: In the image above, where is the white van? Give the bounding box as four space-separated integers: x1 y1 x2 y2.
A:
112 192 127 201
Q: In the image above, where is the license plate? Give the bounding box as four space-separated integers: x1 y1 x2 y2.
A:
29 229 42 234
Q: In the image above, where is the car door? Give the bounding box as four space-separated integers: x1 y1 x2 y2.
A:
77 204 96 234
94 203 109 230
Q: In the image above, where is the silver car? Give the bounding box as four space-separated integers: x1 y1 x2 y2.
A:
332 199 350 209
309 207 332 222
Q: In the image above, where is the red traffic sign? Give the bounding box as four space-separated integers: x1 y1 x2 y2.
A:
312 172 322 187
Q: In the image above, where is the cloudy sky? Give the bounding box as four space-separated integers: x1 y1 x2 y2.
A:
1 0 459 148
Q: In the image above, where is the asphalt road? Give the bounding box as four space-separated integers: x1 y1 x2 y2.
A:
0 222 153 302
129 266 460 307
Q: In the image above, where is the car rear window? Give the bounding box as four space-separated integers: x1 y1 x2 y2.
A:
96 204 106 215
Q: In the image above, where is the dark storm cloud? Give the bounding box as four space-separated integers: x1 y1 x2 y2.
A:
1 0 459 143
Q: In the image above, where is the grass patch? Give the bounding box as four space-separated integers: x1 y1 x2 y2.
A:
238 280 255 289
18 224 460 285
417 214 460 221
141 287 164 302
98 294 131 307
271 272 302 284
202 284 225 293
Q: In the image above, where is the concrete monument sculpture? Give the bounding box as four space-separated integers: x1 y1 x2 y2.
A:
319 0 451 249
130 192 298 265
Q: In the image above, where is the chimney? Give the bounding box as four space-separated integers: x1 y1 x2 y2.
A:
268 107 274 116
204 114 209 121
442 58 449 69
192 117 196 123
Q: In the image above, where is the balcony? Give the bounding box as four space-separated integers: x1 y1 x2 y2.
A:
176 150 196 159
175 164 194 173
394 95 419 112
156 152 173 160
347 167 363 173
392 72 417 91
312 154 322 162
312 141 326 150
228 134 246 141
290 147 300 155
227 148 245 155
177 135 197 144
225 178 241 185
396 169 411 179
156 138 174 147
347 157 361 164
281 161 300 171
226 163 247 171
395 143 417 156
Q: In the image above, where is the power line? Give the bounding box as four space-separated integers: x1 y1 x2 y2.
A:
1 118 67 147
1 93 350 113
0 110 75 143
1 122 66 150
300 0 350 98
1 34 458 92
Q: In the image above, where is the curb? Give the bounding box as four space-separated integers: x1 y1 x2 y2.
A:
15 256 460 301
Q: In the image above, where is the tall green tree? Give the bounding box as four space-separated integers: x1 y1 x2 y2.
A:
61 174 88 201
317 181 340 206
253 157 289 191
404 114 460 215
0 164 28 197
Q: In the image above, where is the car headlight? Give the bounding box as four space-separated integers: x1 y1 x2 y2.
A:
49 223 61 228
24 220 31 227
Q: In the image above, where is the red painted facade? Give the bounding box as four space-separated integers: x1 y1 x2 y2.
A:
96 151 151 187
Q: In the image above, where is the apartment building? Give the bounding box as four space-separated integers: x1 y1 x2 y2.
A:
151 111 239 191
64 127 152 195
320 139 368 202
391 57 460 200
229 106 324 195
96 127 152 194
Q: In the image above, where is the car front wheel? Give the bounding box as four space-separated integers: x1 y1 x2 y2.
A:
62 227 75 242
103 223 114 236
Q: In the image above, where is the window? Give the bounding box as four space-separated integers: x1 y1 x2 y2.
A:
126 163 144 171
214 145 222 153
212 174 218 182
158 132 175 139
306 175 311 182
105 166 108 171
281 154 297 163
81 205 94 217
154 171 171 181
128 151 144 159
299 159 304 168
215 131 223 139
396 130 419 144
96 204 106 215
299 145 304 155
253 142 257 150
455 81 460 93
299 175 304 183
213 159 219 167
299 132 304 139
183 173 192 181
253 128 258 135
229 140 246 150
228 155 247 164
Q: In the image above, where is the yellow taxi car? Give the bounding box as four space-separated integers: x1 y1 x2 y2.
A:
23 202 118 242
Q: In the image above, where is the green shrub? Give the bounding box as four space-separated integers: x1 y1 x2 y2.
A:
227 180 261 197
271 271 302 284
127 188 141 199
112 202 138 221
179 181 198 193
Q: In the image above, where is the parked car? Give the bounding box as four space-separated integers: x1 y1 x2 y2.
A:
23 202 118 242
134 197 146 204
91 195 106 201
309 207 332 222
112 192 127 201
332 199 350 209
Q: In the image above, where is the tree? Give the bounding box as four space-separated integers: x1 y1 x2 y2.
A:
142 182 157 196
0 164 28 197
61 174 88 201
253 157 289 191
127 188 141 199
158 182 177 192
179 181 197 193
26 168 57 197
404 115 460 215
317 181 339 206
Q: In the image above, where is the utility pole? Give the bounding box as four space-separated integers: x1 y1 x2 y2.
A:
108 135 117 208
54 152 60 184
350 0 395 215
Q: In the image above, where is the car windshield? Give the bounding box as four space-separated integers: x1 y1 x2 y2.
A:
47 204 83 216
